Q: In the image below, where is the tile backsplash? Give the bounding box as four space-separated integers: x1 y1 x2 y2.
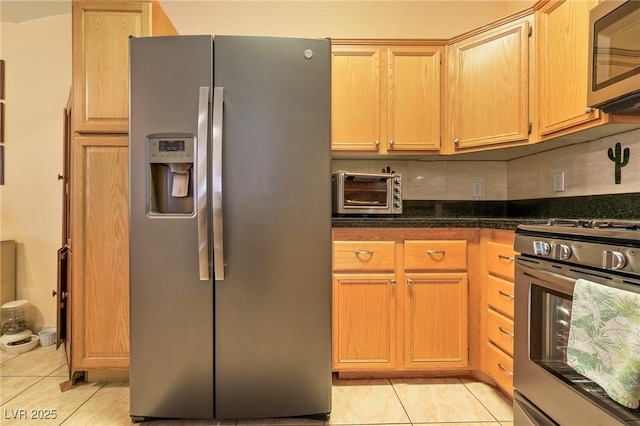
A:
333 128 640 201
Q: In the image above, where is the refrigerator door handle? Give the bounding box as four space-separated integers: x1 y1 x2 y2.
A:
197 86 211 280
212 87 225 280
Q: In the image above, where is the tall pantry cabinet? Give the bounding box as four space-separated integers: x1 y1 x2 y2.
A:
67 1 177 377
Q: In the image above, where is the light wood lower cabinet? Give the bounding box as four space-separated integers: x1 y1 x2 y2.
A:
481 229 516 396
404 273 468 369
332 228 479 374
332 273 397 370
72 135 130 370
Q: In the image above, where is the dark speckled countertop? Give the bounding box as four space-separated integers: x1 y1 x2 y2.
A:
331 216 547 230
331 193 640 230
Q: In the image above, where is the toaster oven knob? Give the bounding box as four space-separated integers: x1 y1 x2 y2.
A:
533 241 551 256
552 243 571 260
602 250 626 270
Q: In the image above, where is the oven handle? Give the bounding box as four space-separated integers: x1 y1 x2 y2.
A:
517 260 575 297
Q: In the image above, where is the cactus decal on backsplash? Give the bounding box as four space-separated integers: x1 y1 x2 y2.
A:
607 142 630 185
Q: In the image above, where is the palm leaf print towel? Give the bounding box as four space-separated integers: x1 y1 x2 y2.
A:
567 278 640 409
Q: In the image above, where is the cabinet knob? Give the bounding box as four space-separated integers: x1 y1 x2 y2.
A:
454 138 460 147
407 278 413 286
585 107 595 114
374 140 380 147
389 140 394 147
389 279 396 286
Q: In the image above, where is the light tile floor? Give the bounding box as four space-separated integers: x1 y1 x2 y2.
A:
1 345 514 425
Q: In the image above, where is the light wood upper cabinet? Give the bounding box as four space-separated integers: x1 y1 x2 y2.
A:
332 46 382 152
332 43 443 154
73 1 177 133
446 15 533 153
535 0 608 139
387 47 441 152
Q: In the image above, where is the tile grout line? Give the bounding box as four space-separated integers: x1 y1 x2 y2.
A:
461 380 500 423
0 375 47 407
388 378 417 426
56 381 107 426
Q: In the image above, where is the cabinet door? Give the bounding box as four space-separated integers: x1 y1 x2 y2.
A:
537 0 602 137
73 2 150 133
404 273 468 368
331 46 383 152
386 46 442 152
449 17 531 151
72 135 130 369
332 273 397 370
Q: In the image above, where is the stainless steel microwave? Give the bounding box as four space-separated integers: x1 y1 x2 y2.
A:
332 171 402 215
587 0 640 114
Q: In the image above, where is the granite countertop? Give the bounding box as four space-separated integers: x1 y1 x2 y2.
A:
331 194 640 230
331 216 548 230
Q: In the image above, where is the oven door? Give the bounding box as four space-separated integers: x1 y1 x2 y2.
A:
514 258 640 426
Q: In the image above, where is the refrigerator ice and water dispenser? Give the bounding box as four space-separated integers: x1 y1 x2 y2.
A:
147 136 195 215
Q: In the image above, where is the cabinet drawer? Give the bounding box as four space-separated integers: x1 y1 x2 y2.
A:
487 308 514 356
404 240 467 271
487 275 514 319
486 241 516 280
333 241 396 272
486 342 513 395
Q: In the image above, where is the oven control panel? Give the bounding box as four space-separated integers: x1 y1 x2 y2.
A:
515 235 639 275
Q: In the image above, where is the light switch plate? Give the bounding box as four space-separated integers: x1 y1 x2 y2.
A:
553 172 565 192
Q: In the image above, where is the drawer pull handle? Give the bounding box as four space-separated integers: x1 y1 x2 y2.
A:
498 255 514 261
354 250 374 261
426 250 445 255
498 362 513 376
498 290 514 299
498 326 514 337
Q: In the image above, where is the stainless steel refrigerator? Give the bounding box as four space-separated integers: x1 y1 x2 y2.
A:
128 35 332 422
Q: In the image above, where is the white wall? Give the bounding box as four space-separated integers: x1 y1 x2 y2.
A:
0 13 72 330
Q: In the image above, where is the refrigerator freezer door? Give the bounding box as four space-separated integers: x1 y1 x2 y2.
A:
213 35 332 420
129 35 214 421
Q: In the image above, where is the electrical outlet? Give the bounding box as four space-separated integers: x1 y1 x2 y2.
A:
553 172 565 192
472 182 483 197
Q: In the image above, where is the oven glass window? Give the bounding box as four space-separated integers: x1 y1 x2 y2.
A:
593 0 640 90
343 177 388 208
530 284 572 371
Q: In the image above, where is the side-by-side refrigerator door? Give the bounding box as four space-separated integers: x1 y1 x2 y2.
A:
129 35 214 422
212 35 332 420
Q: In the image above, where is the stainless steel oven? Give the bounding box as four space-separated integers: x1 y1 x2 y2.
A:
514 219 640 426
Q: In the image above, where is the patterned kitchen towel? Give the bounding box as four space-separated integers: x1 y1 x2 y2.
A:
567 278 640 409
